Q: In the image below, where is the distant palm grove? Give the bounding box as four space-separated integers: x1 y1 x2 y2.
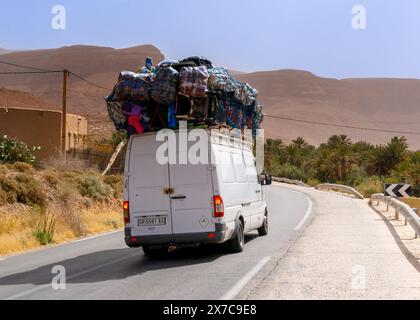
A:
264 135 420 197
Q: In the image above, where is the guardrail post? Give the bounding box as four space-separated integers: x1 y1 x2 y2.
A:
395 209 399 220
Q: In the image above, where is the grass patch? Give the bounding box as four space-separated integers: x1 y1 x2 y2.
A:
0 163 124 256
0 203 122 256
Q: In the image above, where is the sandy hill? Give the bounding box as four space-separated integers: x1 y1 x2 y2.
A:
0 88 55 110
0 45 164 136
0 45 419 149
237 70 420 149
0 48 14 55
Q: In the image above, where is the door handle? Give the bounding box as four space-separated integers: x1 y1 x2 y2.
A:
255 190 261 194
171 195 186 200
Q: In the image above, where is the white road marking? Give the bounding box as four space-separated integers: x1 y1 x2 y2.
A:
219 256 271 300
73 230 122 243
5 252 138 300
294 198 313 231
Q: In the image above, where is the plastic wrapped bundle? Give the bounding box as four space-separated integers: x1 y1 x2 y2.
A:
150 66 179 105
207 67 238 93
179 56 213 68
236 83 258 106
179 66 209 98
107 101 127 130
253 104 264 132
108 71 153 102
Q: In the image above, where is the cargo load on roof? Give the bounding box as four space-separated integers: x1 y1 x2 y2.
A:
105 56 263 136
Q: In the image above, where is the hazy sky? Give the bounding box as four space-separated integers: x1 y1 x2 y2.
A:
1 0 419 79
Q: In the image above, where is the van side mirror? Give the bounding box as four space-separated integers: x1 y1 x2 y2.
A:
265 173 272 185
259 174 272 185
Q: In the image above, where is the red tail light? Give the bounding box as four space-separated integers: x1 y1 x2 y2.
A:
213 195 224 217
123 201 130 223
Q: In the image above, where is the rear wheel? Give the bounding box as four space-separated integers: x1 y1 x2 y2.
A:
229 220 244 253
258 210 268 236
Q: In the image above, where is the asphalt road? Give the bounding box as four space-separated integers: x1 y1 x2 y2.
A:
0 185 314 300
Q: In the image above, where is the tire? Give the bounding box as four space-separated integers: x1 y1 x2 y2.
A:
142 245 167 257
258 210 268 236
229 220 245 253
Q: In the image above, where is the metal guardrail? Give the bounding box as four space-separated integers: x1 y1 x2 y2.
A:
369 193 420 237
314 183 364 199
271 177 310 187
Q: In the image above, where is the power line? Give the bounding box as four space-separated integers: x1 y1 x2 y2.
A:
264 114 420 136
0 59 61 73
68 71 112 91
0 71 61 75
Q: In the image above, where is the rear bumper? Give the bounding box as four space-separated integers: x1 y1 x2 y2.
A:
124 223 227 247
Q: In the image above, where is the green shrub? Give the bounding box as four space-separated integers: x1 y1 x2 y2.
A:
356 176 384 198
0 135 40 164
271 163 307 181
32 206 56 245
345 167 366 187
78 175 113 200
103 174 123 198
306 178 321 187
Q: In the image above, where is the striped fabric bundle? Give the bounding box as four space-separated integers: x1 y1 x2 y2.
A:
179 66 209 98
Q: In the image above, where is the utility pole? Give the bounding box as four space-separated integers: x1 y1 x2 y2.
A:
61 69 69 159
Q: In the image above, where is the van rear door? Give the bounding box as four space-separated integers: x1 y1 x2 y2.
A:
169 134 215 235
128 135 173 237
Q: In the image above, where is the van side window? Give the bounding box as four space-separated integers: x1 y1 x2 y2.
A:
233 152 247 183
219 150 236 183
244 153 258 183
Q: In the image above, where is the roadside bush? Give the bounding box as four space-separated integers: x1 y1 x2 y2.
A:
78 175 113 200
344 167 366 187
306 178 321 187
271 163 307 181
32 206 56 245
0 135 40 164
15 173 47 206
0 173 46 206
58 182 86 237
103 174 123 198
0 176 19 203
11 162 33 173
356 176 384 198
42 170 60 189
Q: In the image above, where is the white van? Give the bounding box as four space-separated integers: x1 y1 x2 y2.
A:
123 128 270 255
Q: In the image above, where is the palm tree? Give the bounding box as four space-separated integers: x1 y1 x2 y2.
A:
292 136 308 149
327 134 352 149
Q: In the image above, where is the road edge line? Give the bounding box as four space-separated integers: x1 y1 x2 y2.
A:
219 256 271 300
294 198 313 231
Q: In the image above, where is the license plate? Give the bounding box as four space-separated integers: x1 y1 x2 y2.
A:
137 216 167 226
